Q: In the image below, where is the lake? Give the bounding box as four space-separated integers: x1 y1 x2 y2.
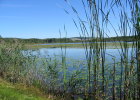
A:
25 47 136 64
22 45 137 98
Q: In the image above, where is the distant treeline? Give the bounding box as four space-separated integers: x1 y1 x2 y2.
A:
98 36 136 42
0 38 76 44
0 36 137 44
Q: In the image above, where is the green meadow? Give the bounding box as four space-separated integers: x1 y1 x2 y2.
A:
0 78 50 100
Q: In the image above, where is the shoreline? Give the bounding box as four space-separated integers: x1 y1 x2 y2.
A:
25 42 135 49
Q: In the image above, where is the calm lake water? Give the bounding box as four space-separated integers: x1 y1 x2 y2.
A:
24 47 136 66
23 43 136 77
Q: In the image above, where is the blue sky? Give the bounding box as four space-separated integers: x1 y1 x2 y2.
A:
0 0 82 38
0 0 131 39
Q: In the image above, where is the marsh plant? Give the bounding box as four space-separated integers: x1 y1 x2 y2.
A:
64 0 140 99
0 41 25 83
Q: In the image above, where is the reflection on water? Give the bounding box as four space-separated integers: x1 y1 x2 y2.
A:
25 47 136 63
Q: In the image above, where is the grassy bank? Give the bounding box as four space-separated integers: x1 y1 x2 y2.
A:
0 78 50 100
0 42 61 100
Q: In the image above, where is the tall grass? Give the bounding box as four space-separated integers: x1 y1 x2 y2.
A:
0 41 25 83
64 0 140 99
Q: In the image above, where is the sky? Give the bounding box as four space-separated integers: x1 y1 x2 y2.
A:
0 0 82 39
0 0 132 39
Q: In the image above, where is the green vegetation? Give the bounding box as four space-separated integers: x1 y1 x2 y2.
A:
0 78 48 100
0 41 64 100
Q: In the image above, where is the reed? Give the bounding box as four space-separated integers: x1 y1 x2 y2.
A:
64 0 140 99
